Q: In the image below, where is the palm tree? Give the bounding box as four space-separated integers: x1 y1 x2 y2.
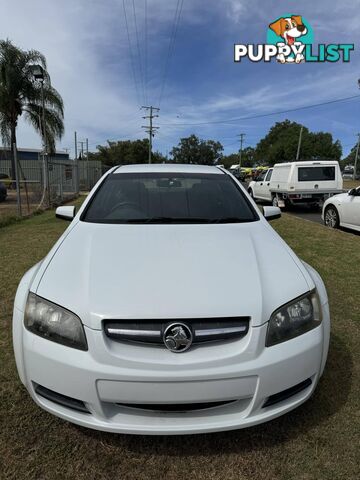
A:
0 39 64 182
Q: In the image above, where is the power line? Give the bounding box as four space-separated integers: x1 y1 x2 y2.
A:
87 130 145 147
132 0 146 105
158 94 360 127
158 0 184 107
222 141 240 148
122 0 141 105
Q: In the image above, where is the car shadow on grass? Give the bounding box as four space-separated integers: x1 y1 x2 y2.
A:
339 227 360 236
75 332 353 454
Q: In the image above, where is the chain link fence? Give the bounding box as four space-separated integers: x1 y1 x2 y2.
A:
0 155 102 222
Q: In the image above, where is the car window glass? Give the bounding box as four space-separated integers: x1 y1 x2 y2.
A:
265 170 273 181
298 167 335 181
83 172 259 224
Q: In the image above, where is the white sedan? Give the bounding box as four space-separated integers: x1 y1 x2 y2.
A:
323 186 360 232
13 164 330 435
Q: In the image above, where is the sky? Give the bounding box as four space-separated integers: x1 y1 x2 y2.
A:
1 0 360 159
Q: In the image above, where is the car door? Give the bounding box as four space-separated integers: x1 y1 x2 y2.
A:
263 169 273 201
253 171 268 200
341 187 360 228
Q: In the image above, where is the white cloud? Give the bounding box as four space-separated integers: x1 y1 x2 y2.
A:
0 0 358 157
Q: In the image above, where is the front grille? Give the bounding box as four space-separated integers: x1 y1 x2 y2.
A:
117 400 236 412
104 317 249 346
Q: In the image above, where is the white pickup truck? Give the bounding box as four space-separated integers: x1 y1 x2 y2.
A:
248 161 343 209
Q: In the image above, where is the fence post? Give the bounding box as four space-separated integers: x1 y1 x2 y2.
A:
59 164 63 200
13 143 22 217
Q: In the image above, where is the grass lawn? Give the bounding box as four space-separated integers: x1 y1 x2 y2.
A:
0 205 359 480
343 179 360 189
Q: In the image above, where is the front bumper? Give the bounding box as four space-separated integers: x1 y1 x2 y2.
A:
13 306 328 435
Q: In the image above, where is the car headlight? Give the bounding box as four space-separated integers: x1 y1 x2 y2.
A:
24 293 87 351
266 291 322 347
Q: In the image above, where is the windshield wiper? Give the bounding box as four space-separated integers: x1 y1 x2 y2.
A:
125 217 212 224
124 217 251 224
208 217 249 223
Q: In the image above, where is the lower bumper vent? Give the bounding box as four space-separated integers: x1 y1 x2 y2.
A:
35 384 90 414
262 378 312 408
117 400 236 413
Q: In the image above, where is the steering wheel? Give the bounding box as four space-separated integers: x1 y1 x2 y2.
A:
107 201 146 216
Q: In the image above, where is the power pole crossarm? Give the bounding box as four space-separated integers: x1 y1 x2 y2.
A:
141 106 160 163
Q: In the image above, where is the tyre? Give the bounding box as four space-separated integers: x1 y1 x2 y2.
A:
324 205 339 229
272 196 279 207
309 203 321 212
248 188 254 199
0 183 7 202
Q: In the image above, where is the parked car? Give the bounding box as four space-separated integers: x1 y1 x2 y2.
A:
322 186 360 232
342 165 354 180
248 161 343 209
0 181 7 202
228 165 247 181
13 164 330 435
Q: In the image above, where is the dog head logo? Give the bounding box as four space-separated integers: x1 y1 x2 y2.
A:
269 16 307 46
268 15 312 63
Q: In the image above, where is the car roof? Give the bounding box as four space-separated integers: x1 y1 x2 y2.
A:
112 164 224 175
273 161 339 167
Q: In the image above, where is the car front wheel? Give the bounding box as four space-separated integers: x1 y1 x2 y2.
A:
324 205 339 229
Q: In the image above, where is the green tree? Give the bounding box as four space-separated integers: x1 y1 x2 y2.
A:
343 142 359 166
222 147 256 168
170 134 223 165
254 120 341 165
221 153 239 169
88 139 167 166
0 39 64 179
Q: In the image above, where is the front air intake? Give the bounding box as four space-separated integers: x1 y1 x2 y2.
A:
262 378 312 408
117 400 236 412
34 384 90 414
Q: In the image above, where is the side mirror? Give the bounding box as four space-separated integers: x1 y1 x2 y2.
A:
56 205 76 221
263 206 281 221
349 188 360 196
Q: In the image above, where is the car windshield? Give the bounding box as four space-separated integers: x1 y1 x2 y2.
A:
83 172 258 224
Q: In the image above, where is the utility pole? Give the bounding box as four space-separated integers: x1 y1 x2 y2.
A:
142 106 160 163
13 143 22 216
296 126 304 161
74 131 78 159
80 141 84 157
237 133 245 170
86 138 89 190
353 133 360 181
